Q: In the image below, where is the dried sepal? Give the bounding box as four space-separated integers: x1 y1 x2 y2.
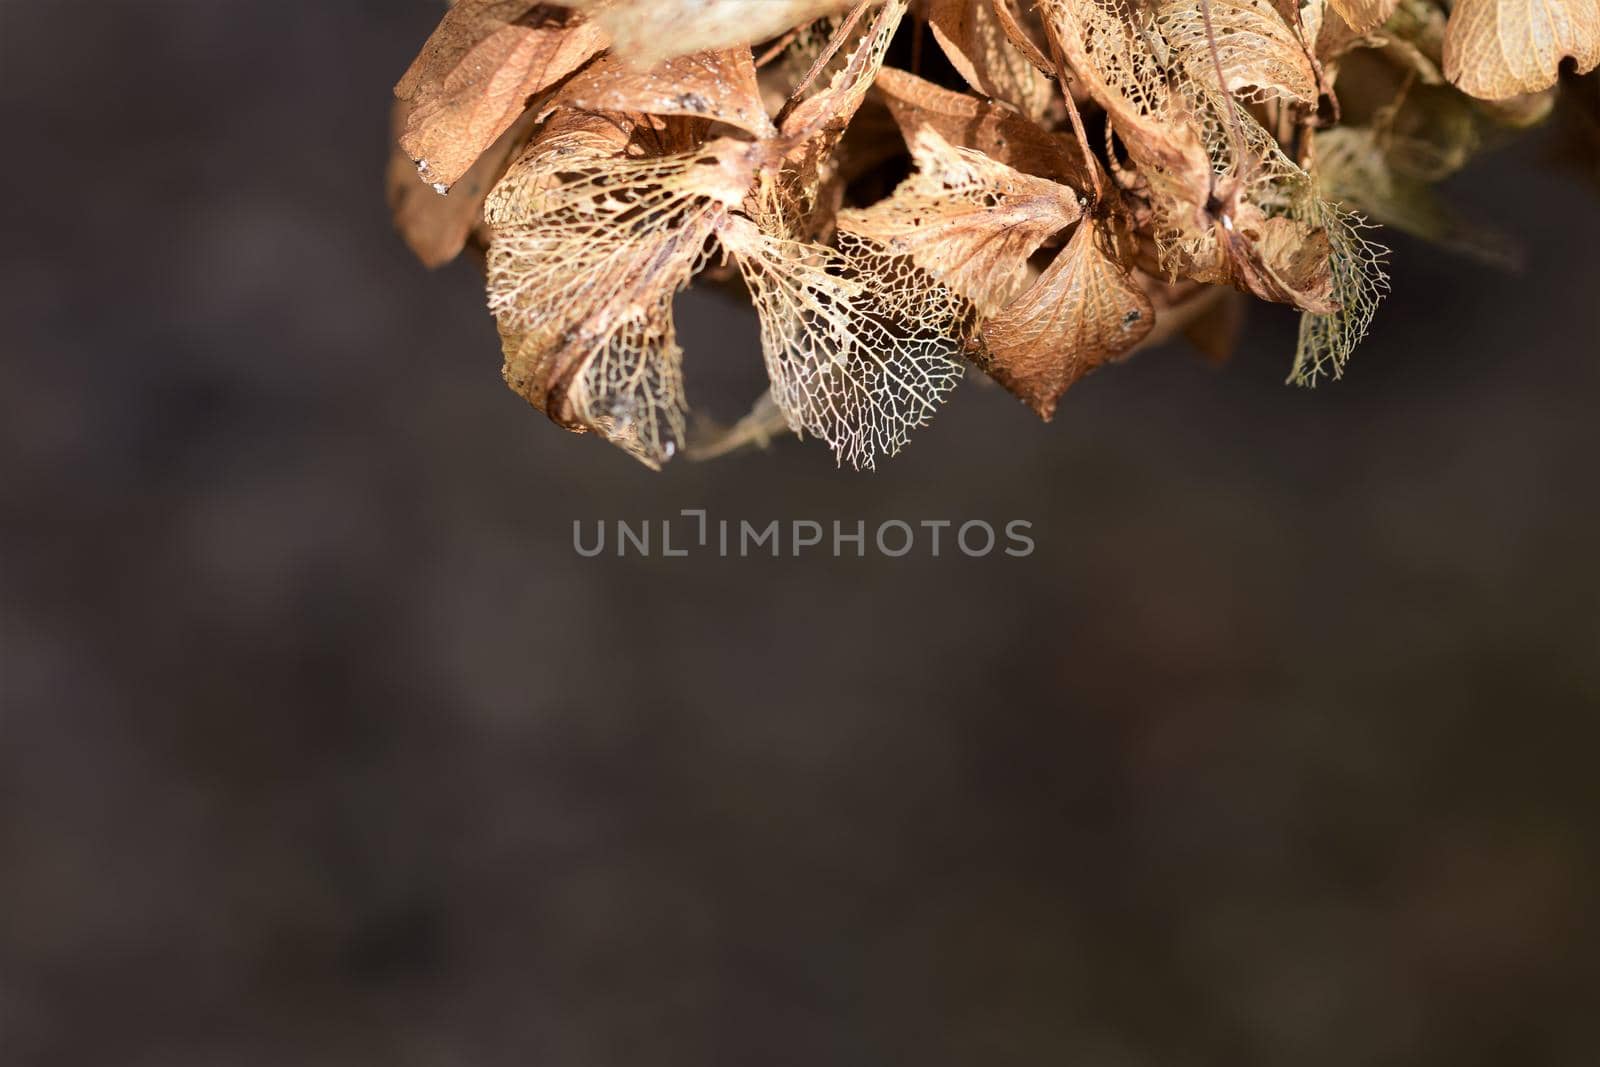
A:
489 202 719 465
756 15 850 108
1047 0 1380 374
975 219 1154 419
837 127 1084 313
1206 198 1339 313
562 0 854 68
1155 0 1320 105
765 1 911 233
987 0 1058 73
396 1 608 189
873 66 1096 187
485 126 752 465
1312 3 1381 73
1289 196 1390 385
781 1 909 142
1328 0 1400 36
926 0 1056 120
388 101 541 268
720 216 975 469
552 47 777 137
1150 89 1340 314
1041 0 1214 225
1443 0 1600 100
483 110 634 228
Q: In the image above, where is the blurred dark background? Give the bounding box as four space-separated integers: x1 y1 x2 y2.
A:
3 3 1599 1065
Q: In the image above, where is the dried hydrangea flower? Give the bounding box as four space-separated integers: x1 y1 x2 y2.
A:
387 0 1597 468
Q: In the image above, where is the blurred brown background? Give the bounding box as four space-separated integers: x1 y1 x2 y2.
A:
3 3 1598 1065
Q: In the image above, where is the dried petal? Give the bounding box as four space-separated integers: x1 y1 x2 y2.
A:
553 47 776 137
1156 0 1321 105
485 132 752 465
720 216 975 469
1042 0 1214 225
1289 197 1390 384
987 0 1057 73
838 127 1083 313
1217 203 1338 313
781 0 909 141
397 1 608 189
387 101 542 268
1443 0 1600 100
874 66 1095 188
764 1 911 233
1328 0 1400 35
565 0 853 67
976 220 1154 419
926 0 1056 120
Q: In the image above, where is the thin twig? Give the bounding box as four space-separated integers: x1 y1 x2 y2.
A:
1198 0 1247 178
1041 16 1103 204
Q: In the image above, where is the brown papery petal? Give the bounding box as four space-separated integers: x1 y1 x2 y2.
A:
387 101 541 269
781 0 910 141
976 220 1154 420
1443 0 1600 100
874 66 1095 190
926 0 1055 120
767 1 910 230
1328 0 1399 35
484 128 749 466
1218 207 1338 315
565 0 854 68
396 2 608 189
1156 0 1320 105
1041 0 1213 219
838 127 1083 314
553 48 776 137
719 216 975 470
